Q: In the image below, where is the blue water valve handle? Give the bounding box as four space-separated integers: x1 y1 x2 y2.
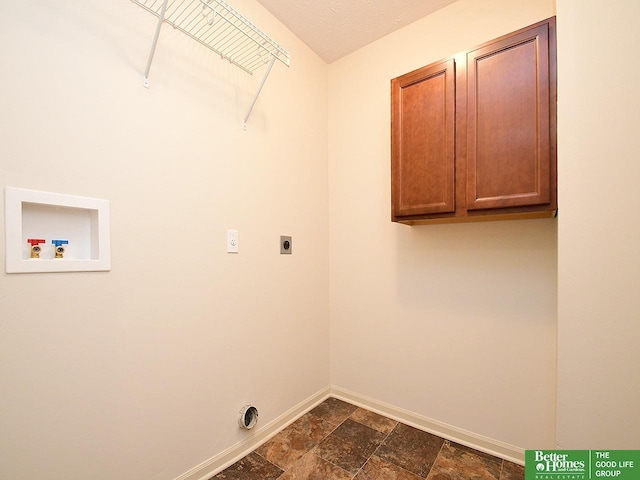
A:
52 239 69 258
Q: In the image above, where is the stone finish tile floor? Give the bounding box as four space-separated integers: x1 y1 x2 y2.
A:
211 397 525 480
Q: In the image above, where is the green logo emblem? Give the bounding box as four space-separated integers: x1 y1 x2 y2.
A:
525 451 640 480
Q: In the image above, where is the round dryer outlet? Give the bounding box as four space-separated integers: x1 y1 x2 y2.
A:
238 405 258 430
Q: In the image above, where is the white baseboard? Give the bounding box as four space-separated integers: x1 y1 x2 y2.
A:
330 386 524 465
172 387 331 480
173 384 524 480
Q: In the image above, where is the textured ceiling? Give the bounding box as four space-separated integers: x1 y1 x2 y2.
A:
256 0 459 63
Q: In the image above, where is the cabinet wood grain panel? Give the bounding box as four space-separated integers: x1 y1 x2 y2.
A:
390 17 556 224
391 59 455 219
466 21 552 210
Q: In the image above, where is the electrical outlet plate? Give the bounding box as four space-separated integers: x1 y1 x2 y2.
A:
280 235 292 254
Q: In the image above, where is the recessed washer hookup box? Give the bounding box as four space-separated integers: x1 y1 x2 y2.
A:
4 187 111 273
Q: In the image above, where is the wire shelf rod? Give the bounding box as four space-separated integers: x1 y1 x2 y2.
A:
243 54 276 129
132 0 289 74
132 0 289 126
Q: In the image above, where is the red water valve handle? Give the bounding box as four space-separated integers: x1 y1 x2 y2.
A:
27 239 46 246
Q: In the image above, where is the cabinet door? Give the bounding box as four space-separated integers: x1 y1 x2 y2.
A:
391 59 456 219
466 20 554 211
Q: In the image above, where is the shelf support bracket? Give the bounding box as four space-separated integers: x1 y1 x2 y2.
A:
143 0 169 88
243 55 277 128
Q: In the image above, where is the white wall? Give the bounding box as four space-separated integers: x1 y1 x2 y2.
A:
328 0 558 450
556 0 640 448
5 0 638 477
0 1 329 479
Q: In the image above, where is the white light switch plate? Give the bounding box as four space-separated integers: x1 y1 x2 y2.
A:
227 230 239 253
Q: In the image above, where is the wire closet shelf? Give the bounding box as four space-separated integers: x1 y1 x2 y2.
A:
132 0 290 75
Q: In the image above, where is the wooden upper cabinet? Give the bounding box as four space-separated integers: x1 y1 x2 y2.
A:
391 59 456 220
466 20 554 211
391 17 557 225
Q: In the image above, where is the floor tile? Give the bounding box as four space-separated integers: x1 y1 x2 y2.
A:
211 452 283 480
350 408 398 435
315 418 388 474
354 455 425 480
309 397 358 426
375 422 445 477
255 412 337 469
500 461 524 480
426 441 501 480
278 451 353 480
211 399 519 480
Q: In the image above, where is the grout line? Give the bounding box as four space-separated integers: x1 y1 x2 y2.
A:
315 450 356 479
425 440 448 480
314 404 362 478
351 423 396 479
251 450 283 477
270 400 355 477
